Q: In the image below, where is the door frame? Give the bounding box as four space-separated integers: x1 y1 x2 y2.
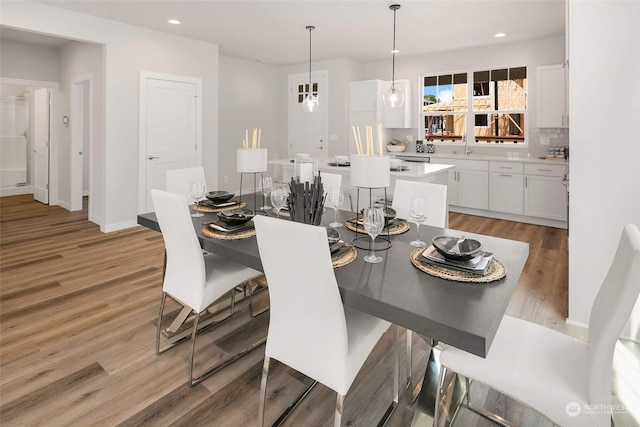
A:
70 74 93 215
138 71 202 214
0 77 59 203
287 70 329 157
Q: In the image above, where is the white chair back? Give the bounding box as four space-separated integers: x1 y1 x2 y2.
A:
253 215 350 392
151 189 206 311
391 180 448 227
166 167 207 201
587 223 640 406
320 172 342 193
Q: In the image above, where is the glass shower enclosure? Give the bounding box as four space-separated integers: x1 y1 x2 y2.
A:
0 92 30 189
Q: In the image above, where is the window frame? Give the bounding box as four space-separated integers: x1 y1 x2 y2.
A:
421 66 528 147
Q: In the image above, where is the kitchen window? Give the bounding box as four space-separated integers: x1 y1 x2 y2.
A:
422 67 527 145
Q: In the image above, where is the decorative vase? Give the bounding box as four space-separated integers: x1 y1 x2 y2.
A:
236 148 267 173
350 155 391 188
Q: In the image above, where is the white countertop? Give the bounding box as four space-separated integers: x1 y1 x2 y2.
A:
269 158 454 179
396 152 568 165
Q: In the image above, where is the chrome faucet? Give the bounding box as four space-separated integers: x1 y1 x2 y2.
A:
463 132 472 155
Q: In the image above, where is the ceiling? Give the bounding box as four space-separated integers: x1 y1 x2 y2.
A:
3 1 565 66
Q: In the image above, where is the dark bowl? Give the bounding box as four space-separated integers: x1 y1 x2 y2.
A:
360 207 396 225
326 227 340 244
206 191 235 203
217 208 255 226
432 235 483 261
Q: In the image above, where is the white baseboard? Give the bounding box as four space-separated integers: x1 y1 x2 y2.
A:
101 219 138 233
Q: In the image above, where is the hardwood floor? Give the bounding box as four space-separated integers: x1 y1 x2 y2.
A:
1 194 637 426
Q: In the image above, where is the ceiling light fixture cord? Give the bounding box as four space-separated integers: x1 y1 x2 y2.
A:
384 4 404 109
391 4 398 89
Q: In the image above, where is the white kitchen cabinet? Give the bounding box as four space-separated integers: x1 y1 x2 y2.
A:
524 163 567 221
383 79 413 128
432 158 489 210
349 80 386 154
349 79 384 112
537 64 568 128
489 161 524 215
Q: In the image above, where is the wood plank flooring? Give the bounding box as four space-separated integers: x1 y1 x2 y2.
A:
1 194 638 426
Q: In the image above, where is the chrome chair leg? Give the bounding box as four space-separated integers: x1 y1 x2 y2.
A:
156 292 168 355
334 394 345 427
406 329 413 388
258 356 270 427
249 278 269 318
188 311 202 387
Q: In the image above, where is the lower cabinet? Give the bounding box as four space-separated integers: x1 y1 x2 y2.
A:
433 157 567 226
490 172 524 215
433 158 488 210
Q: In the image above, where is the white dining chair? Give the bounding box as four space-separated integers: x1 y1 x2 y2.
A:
151 189 263 387
436 223 640 427
391 179 448 228
166 166 207 200
320 171 353 212
391 179 448 393
253 215 398 426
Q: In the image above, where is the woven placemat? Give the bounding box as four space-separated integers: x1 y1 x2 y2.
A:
345 217 410 236
332 244 357 268
201 223 256 240
193 201 246 213
410 248 506 283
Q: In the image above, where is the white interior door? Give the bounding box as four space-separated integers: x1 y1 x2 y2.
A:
33 88 50 204
140 73 202 212
70 77 91 212
288 71 328 158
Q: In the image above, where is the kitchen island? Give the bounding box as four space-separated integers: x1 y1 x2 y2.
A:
268 157 454 210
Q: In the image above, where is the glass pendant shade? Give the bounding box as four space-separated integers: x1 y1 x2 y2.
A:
383 85 404 109
303 93 318 112
304 25 317 113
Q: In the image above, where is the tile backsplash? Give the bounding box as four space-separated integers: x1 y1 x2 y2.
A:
389 128 569 158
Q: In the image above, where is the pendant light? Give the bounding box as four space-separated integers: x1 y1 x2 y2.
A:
303 25 318 113
383 4 404 109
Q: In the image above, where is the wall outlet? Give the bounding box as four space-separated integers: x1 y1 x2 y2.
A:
406 135 414 142
540 136 550 145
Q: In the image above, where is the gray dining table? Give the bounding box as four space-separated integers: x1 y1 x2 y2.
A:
137 194 529 422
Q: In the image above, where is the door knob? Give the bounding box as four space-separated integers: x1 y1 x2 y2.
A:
148 155 160 160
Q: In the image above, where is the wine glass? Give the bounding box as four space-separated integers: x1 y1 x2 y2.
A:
261 176 272 210
270 186 288 216
326 187 344 228
409 196 428 247
362 206 385 263
189 179 206 218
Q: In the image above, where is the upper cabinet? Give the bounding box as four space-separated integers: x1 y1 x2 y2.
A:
349 80 384 112
383 79 413 129
537 64 568 128
349 79 413 129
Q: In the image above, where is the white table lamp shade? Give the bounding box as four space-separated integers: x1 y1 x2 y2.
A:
237 148 267 173
350 155 390 188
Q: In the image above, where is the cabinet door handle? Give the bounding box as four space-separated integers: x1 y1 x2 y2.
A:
525 176 528 187
539 169 552 172
499 166 512 170
500 174 512 177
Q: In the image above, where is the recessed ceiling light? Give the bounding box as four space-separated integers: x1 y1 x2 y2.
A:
168 19 181 25
494 33 506 38
391 49 400 54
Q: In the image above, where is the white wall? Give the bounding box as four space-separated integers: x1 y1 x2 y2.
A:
218 55 283 193
568 1 640 340
0 39 60 82
1 1 220 231
280 57 364 157
363 37 565 157
59 41 104 218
